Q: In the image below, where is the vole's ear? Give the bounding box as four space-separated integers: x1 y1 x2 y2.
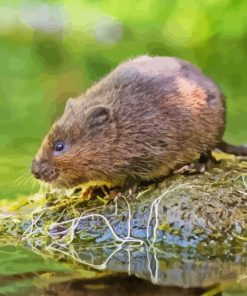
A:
86 106 111 131
65 98 74 112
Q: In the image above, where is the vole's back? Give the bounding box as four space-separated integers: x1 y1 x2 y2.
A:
83 56 225 181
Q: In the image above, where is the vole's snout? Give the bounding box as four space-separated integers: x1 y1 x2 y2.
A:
31 159 59 183
31 159 41 180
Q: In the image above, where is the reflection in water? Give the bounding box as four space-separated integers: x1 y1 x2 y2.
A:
42 240 247 289
42 274 207 296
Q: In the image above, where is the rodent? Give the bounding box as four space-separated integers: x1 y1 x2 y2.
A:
31 55 247 188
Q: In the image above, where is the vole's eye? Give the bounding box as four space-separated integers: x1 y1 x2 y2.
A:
55 143 64 151
54 141 66 154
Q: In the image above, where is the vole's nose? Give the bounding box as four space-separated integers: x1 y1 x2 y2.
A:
31 159 59 182
31 159 41 180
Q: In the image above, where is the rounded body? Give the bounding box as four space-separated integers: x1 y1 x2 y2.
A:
32 56 225 188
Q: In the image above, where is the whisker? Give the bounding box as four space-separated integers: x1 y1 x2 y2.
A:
22 174 33 186
14 172 29 186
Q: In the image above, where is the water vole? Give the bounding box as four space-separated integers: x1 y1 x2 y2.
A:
31 55 247 188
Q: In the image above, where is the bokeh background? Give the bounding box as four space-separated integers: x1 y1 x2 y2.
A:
0 0 247 199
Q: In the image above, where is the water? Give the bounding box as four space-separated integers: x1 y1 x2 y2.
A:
0 243 246 296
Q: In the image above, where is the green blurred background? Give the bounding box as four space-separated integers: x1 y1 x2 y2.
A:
0 0 246 199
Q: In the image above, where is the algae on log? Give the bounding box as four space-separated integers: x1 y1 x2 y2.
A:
0 154 247 288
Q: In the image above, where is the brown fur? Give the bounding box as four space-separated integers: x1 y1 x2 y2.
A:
31 55 226 188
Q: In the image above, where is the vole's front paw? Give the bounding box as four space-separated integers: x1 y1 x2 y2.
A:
174 163 195 174
174 151 221 176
